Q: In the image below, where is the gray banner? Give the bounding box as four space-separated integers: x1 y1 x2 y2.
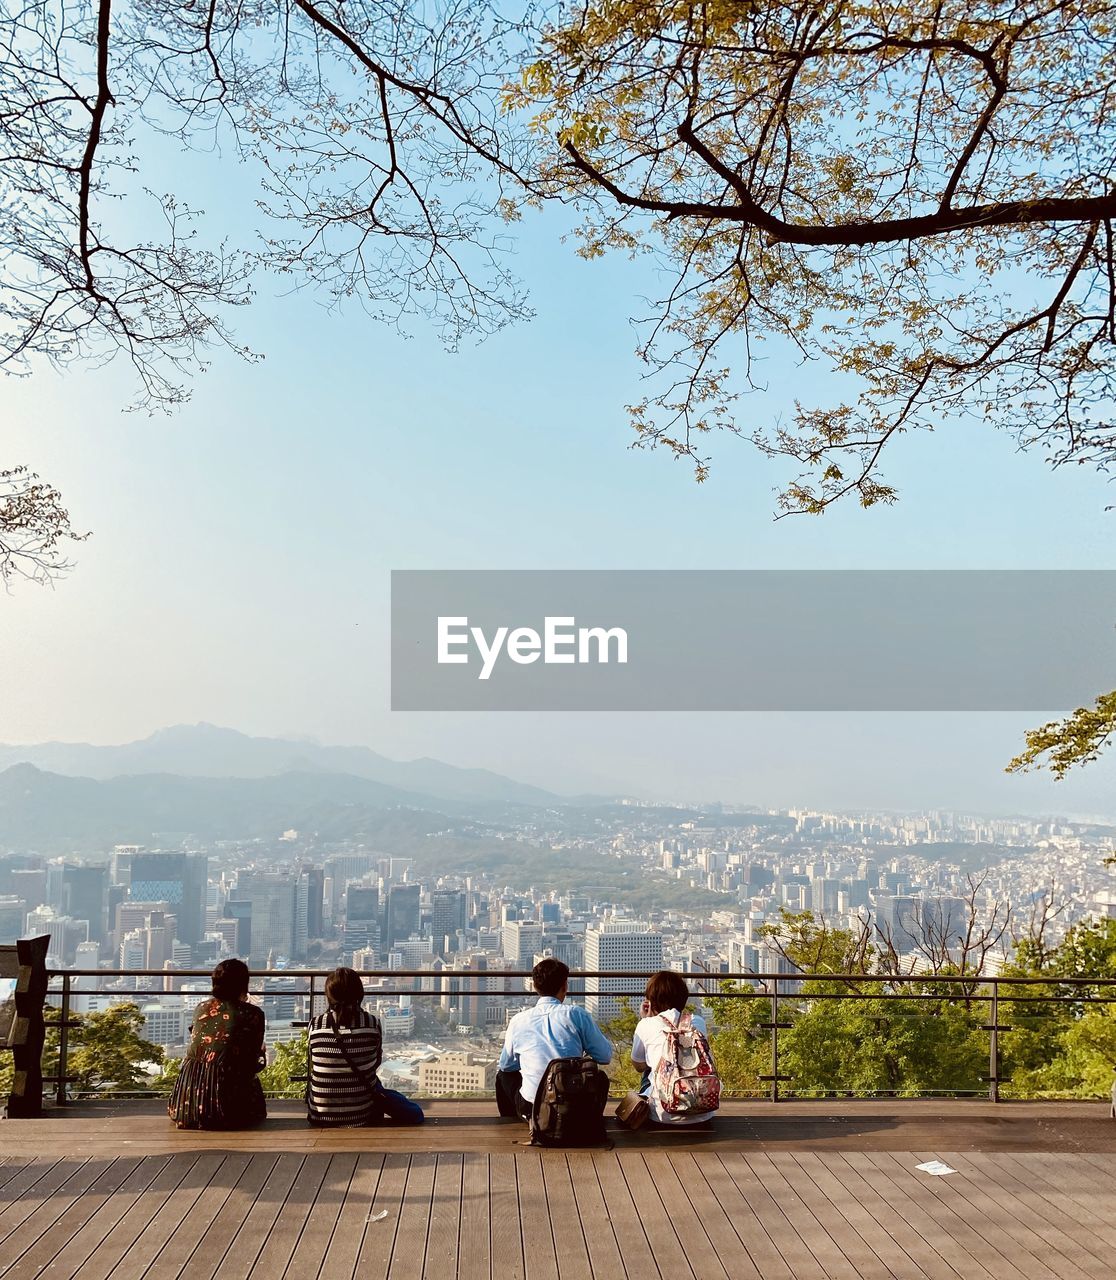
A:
390 570 1116 711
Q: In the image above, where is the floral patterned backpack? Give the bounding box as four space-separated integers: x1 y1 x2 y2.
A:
651 1010 721 1116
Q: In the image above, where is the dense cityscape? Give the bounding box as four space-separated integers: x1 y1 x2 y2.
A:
3 803 1113 1095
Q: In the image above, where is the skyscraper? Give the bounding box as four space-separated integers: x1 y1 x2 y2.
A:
344 884 381 957
874 896 924 953
323 853 380 917
62 865 108 944
128 853 208 947
501 921 544 971
385 884 420 949
293 868 326 959
303 867 325 940
584 923 664 1020
0 897 26 943
431 890 467 952
235 870 297 963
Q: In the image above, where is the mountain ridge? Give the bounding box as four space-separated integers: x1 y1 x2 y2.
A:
0 723 562 807
0 762 492 849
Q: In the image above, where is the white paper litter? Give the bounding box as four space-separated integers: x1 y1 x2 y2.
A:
915 1160 957 1176
367 1209 391 1222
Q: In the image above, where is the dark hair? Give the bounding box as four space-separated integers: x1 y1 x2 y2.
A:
645 970 689 1015
212 958 250 1002
532 957 570 998
325 967 365 1027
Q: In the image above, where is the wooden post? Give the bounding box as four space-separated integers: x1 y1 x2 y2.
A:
4 935 51 1118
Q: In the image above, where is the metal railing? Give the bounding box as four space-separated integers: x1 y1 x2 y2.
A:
31 965 1116 1106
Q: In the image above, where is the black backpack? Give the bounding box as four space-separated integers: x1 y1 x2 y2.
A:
530 1056 609 1147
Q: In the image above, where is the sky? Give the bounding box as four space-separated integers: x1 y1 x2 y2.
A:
1 134 1115 818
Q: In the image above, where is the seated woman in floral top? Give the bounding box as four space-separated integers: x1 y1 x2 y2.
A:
168 958 266 1130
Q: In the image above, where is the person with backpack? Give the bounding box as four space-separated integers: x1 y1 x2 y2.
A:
306 967 424 1127
629 970 721 1127
496 957 612 1140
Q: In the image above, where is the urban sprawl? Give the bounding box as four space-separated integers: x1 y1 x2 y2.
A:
2 805 1114 1095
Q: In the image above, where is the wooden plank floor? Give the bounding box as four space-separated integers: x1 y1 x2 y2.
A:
0 1148 1114 1280
4 1099 1115 1157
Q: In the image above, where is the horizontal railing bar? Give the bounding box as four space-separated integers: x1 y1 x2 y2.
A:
44 968 1116 986
43 987 1116 1006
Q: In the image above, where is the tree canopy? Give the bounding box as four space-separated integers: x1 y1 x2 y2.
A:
0 1001 164 1099
3 0 1114 509
513 0 1116 502
706 911 1116 1099
0 0 534 411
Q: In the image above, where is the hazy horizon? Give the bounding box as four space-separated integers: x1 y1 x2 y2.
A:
0 718 1112 823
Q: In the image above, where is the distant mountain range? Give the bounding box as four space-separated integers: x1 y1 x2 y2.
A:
0 723 562 807
0 763 498 849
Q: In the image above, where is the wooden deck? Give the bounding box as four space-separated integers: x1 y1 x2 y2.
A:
1 1102 1115 1278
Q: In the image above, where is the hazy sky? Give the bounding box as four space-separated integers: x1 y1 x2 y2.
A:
2 147 1115 818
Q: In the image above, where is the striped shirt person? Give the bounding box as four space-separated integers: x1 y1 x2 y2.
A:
306 967 424 1128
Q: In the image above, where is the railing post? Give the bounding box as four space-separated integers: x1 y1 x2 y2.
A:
305 973 315 1090
56 973 71 1107
771 981 780 1104
989 982 1000 1104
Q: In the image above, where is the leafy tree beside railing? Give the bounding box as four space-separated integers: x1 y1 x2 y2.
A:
259 1033 310 1100
1000 916 1116 1098
600 999 643 1096
709 909 993 1098
0 1002 165 1099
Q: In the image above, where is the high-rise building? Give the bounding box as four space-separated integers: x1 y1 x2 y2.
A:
292 872 314 960
25 908 88 965
128 853 208 947
537 930 581 970
323 854 380 917
0 897 26 943
120 930 148 973
224 900 252 956
874 896 924 953
302 867 325 941
385 884 420 949
344 884 381 956
235 871 298 963
584 924 664 1020
62 865 108 943
919 896 969 952
451 954 490 1030
141 1003 187 1046
501 922 543 972
431 890 466 952
810 878 840 917
209 919 240 956
113 901 174 954
8 869 46 913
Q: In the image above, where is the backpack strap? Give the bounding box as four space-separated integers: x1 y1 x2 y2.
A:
678 1010 693 1032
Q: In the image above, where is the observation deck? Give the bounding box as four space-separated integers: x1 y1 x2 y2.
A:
4 956 1116 1277
1 1099 1114 1279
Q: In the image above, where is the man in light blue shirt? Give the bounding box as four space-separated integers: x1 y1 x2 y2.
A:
496 958 613 1119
